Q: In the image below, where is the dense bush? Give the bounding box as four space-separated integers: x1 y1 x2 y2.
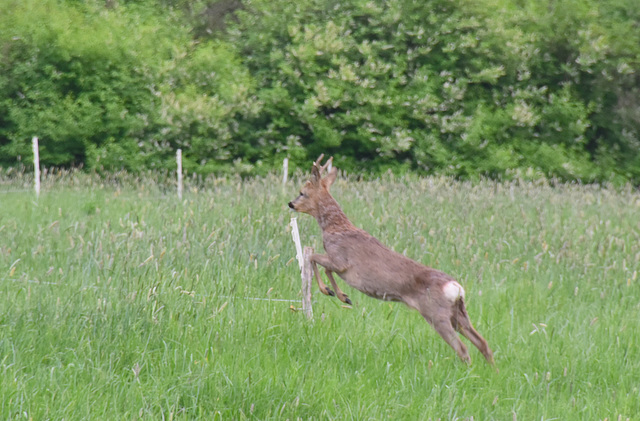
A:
1 0 638 181
0 1 161 168
0 0 256 174
227 0 640 181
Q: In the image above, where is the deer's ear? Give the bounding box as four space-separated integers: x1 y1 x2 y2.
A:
323 167 337 189
311 163 321 184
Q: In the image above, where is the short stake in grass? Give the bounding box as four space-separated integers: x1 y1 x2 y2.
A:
32 136 40 198
176 148 183 200
282 157 289 187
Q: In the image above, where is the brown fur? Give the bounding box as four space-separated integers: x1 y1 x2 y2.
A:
288 155 494 364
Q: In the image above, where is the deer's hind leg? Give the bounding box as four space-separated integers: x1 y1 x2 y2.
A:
451 299 494 364
325 270 352 305
419 304 471 363
431 317 471 363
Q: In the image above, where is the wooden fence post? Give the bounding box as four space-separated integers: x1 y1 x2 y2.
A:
302 247 314 319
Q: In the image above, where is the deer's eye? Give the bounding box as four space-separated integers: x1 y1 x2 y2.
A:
299 192 304 197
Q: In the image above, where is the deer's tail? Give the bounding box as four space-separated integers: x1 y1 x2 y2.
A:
442 280 465 302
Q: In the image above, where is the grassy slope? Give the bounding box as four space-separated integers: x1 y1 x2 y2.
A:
1 172 639 420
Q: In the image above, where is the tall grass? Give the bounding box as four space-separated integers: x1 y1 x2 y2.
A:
1 169 639 420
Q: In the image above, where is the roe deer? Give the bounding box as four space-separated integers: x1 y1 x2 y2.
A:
288 155 494 364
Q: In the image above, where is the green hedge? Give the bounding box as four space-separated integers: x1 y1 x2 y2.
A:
1 0 639 182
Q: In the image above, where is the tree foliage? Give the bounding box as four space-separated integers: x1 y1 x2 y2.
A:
1 0 639 181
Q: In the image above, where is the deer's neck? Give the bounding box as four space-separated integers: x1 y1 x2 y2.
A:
315 195 355 232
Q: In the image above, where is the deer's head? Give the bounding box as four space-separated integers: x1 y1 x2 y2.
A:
288 154 337 217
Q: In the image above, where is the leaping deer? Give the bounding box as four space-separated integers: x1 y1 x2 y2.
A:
288 155 494 364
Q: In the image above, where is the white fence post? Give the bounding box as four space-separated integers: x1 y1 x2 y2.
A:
176 149 183 200
290 217 313 319
32 137 40 198
290 217 304 272
282 157 289 186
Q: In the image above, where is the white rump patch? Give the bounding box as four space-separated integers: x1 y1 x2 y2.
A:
442 281 465 302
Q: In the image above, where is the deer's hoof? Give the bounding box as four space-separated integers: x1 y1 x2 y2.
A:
344 296 352 305
324 288 335 297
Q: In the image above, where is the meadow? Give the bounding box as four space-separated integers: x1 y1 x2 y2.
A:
1 169 639 420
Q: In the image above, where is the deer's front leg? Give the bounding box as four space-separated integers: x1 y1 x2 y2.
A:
310 259 335 297
310 253 351 301
325 270 352 305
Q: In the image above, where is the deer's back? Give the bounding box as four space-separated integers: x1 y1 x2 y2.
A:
323 228 452 303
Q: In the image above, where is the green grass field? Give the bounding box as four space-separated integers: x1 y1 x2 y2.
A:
1 170 639 420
